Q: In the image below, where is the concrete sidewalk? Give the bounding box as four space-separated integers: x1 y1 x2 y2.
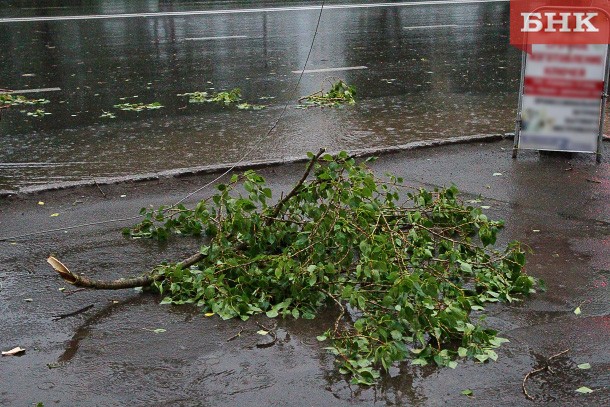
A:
0 138 608 406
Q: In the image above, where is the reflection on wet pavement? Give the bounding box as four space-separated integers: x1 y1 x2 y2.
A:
1 1 517 190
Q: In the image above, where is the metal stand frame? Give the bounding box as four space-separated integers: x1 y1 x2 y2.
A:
512 51 527 159
597 45 610 163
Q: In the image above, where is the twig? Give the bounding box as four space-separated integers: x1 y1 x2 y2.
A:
298 90 323 101
522 348 570 400
227 326 244 342
52 304 94 321
64 288 86 296
268 148 325 222
320 287 345 334
92 177 107 198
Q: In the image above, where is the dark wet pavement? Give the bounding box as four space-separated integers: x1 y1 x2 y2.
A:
1 0 517 190
0 139 609 406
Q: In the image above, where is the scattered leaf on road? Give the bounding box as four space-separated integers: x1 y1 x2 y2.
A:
50 213 59 217
256 330 269 336
204 312 214 317
461 389 474 397
38 201 44 205
575 386 593 394
143 328 166 334
574 307 582 315
492 173 502 176
577 363 591 370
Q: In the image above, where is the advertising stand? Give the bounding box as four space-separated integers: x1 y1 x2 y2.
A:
512 7 610 163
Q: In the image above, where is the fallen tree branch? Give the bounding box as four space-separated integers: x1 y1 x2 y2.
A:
46 151 327 290
47 252 204 290
522 348 570 401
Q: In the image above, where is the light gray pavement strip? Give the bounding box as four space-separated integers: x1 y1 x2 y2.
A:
0 0 509 23
0 139 609 406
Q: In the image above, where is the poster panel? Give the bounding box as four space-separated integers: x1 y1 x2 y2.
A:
518 44 607 153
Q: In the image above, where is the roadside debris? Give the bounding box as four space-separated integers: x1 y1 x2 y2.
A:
2 347 26 356
99 111 116 119
297 79 356 108
0 92 50 107
47 150 540 385
113 102 163 112
0 90 51 119
26 109 51 117
522 348 570 400
178 88 265 110
142 328 166 334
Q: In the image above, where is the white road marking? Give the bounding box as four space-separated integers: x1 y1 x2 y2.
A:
7 87 61 94
0 0 509 23
184 35 248 41
0 162 97 167
404 24 477 29
404 24 459 29
292 66 368 74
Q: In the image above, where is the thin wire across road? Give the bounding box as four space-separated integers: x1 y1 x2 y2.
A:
0 0 508 23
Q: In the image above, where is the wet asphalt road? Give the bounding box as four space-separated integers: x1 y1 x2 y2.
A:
0 139 609 406
0 0 518 191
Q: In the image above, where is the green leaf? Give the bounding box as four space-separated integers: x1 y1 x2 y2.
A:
461 389 473 397
489 337 510 347
485 350 498 361
574 307 582 315
459 261 472 273
266 309 279 318
475 354 489 363
577 363 591 370
256 330 268 336
411 358 428 366
575 386 593 394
